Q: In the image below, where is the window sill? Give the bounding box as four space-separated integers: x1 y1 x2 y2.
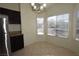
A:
76 38 79 41
47 35 68 39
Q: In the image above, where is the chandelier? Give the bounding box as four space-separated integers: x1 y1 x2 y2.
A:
31 3 46 13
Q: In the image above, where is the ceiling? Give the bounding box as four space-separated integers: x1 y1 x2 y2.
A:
45 3 55 10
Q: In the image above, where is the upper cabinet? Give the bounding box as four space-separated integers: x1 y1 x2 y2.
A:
0 7 21 24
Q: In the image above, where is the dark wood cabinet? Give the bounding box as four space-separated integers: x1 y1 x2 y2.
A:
0 7 21 24
10 35 24 52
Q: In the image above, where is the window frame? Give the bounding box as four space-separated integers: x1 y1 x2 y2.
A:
56 14 69 38
36 17 44 35
47 13 69 38
76 11 79 41
47 16 56 36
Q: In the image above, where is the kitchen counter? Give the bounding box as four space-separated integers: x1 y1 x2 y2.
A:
10 34 23 37
10 31 24 52
9 31 22 37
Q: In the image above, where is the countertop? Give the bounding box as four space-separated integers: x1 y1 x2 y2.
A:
9 31 23 37
10 34 23 37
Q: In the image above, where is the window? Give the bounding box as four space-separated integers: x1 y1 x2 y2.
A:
76 11 79 40
47 16 56 36
37 17 44 35
56 14 69 38
47 14 69 38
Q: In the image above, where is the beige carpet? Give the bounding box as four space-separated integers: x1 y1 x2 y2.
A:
13 41 77 56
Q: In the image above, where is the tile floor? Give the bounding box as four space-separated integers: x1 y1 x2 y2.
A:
13 41 77 56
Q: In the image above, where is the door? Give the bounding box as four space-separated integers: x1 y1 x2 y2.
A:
0 15 11 56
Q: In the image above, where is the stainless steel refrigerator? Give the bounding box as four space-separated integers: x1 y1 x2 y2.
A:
0 14 11 56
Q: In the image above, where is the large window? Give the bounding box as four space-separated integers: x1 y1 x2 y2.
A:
76 11 79 40
47 14 69 38
48 16 56 36
56 14 69 38
37 17 44 35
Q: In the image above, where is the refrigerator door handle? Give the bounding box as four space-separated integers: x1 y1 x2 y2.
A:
3 18 7 34
3 18 9 56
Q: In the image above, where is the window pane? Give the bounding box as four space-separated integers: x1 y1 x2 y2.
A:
47 16 56 36
56 14 69 38
76 11 79 40
37 17 44 35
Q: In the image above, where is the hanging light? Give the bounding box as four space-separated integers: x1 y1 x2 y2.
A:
40 6 44 10
31 3 35 6
31 3 46 12
33 6 37 9
43 3 46 7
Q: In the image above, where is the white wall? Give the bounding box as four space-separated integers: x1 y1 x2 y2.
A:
72 4 79 55
0 3 20 11
20 3 47 46
45 3 79 55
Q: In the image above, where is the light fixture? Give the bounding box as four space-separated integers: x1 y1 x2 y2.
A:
40 6 44 10
43 4 46 7
31 3 35 6
34 6 37 9
31 3 46 13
